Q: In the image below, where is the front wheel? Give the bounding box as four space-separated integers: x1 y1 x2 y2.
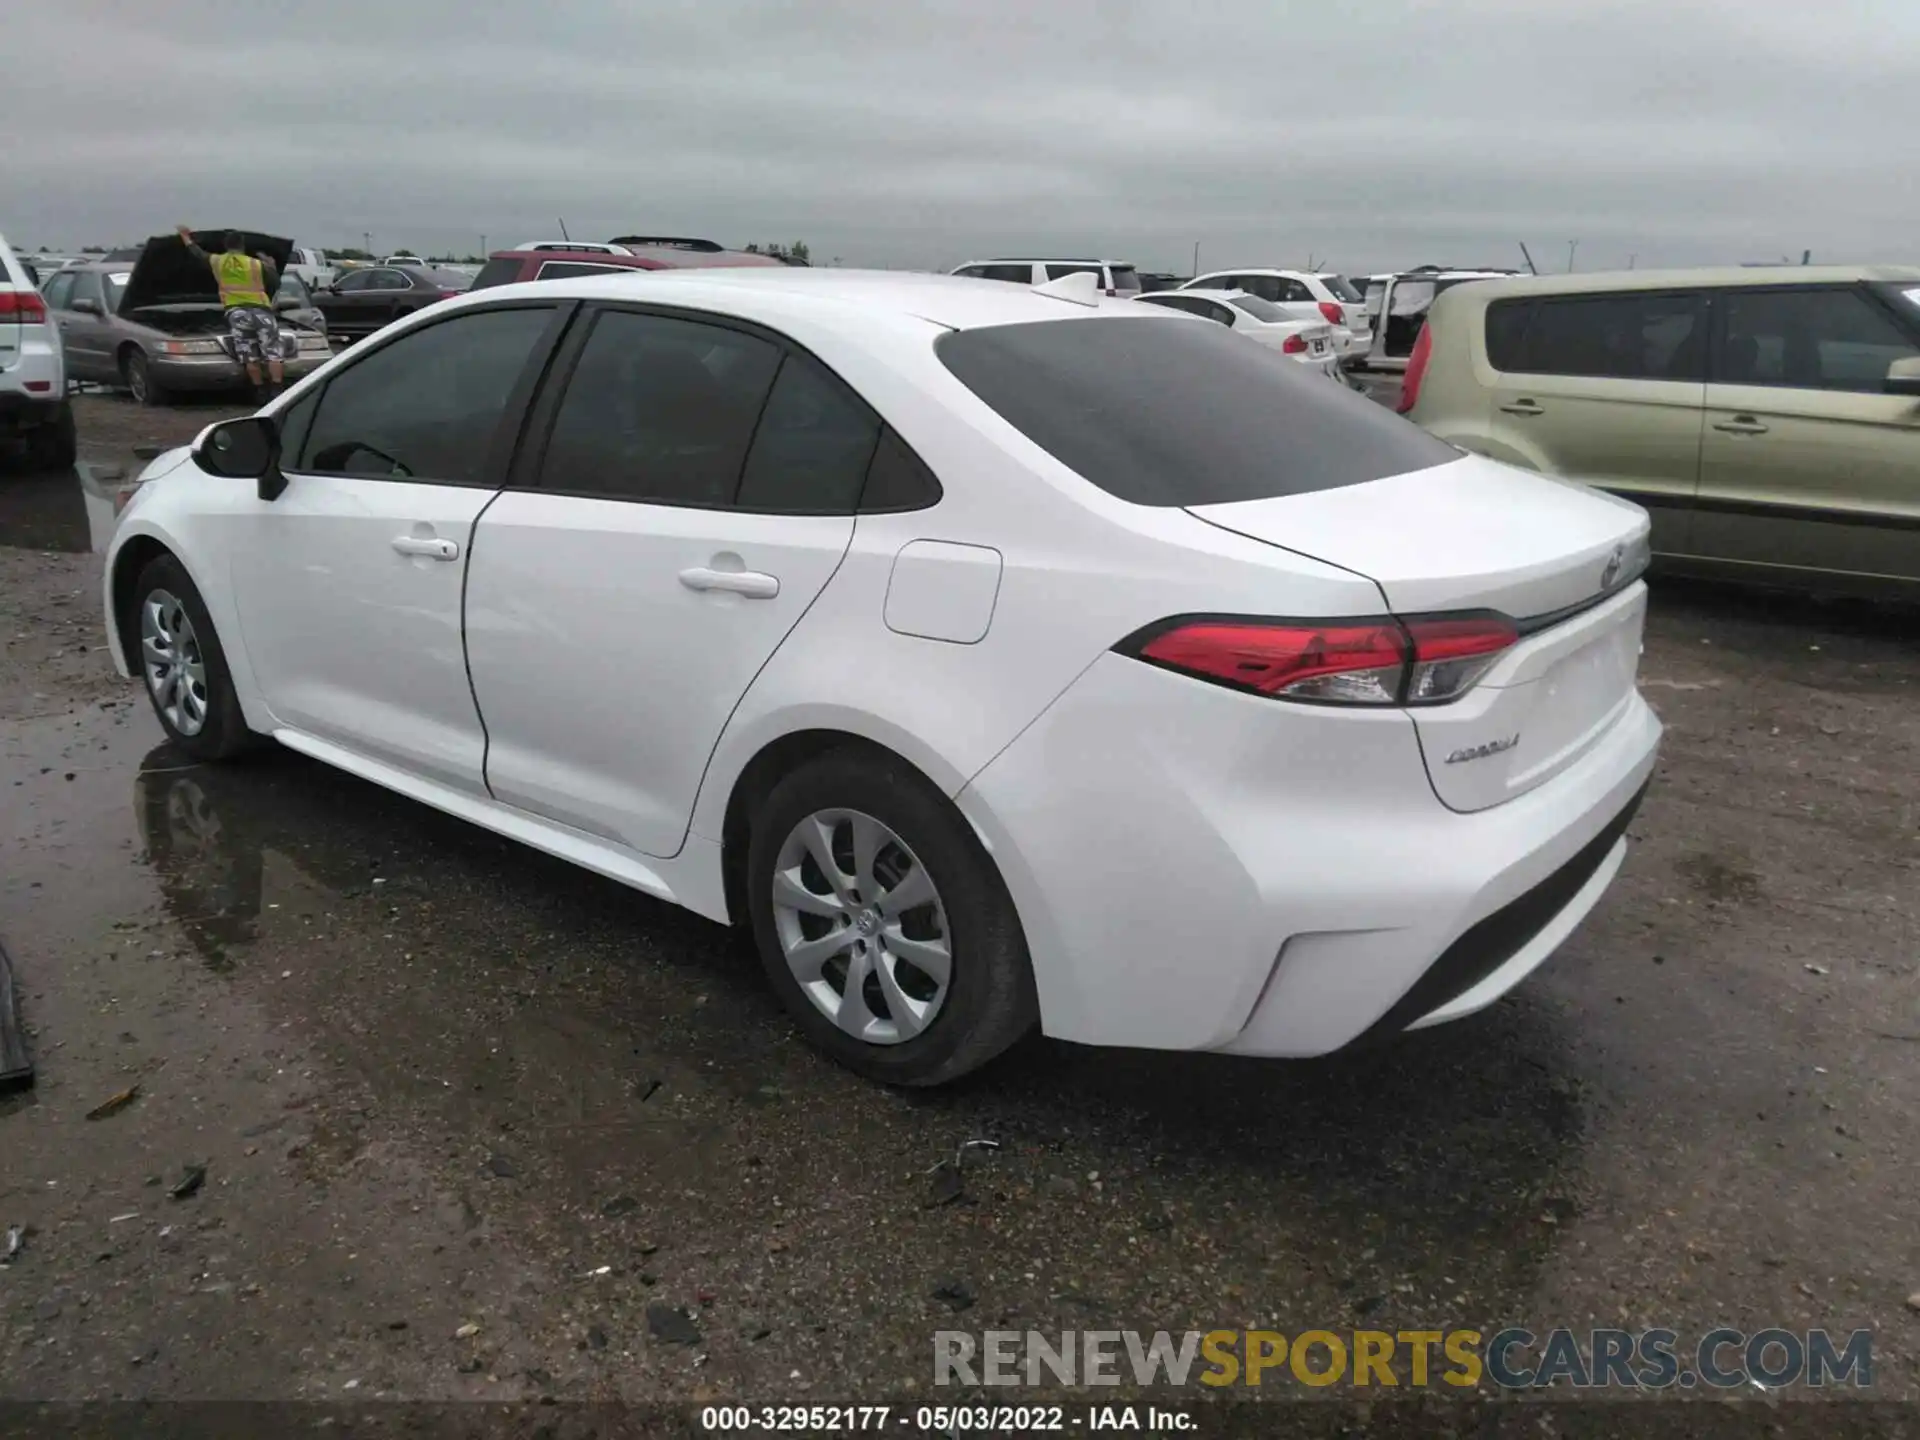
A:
746 749 1037 1086
123 349 169 407
128 554 255 760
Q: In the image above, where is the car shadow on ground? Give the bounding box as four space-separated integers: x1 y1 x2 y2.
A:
130 739 1589 1318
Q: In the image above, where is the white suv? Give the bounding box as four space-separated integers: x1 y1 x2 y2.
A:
950 258 1143 298
0 232 72 469
1182 268 1371 363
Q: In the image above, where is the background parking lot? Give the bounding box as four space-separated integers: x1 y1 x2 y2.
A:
1 394 1916 1409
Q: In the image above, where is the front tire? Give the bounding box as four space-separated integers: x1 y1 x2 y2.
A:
123 348 169 407
746 749 1037 1086
128 554 254 761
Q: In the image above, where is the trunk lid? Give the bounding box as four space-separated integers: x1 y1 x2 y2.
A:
1187 453 1652 811
120 229 295 315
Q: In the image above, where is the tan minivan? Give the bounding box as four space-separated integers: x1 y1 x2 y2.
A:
1401 266 1920 597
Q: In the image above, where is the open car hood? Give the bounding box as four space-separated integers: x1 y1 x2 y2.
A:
119 229 295 314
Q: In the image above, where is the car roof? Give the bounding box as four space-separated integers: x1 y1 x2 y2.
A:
1195 267 1311 278
471 266 1171 333
1441 264 1920 300
963 258 1135 267
1146 288 1250 301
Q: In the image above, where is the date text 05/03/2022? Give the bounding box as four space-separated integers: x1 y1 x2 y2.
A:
699 1403 1193 1432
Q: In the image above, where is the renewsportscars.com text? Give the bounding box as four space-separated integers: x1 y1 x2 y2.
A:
934 1327 1873 1390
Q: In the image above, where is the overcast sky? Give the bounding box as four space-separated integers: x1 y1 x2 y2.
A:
10 0 1917 274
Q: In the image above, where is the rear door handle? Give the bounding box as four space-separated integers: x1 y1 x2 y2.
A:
392 535 459 560
1713 416 1769 435
680 566 779 599
1499 399 1544 416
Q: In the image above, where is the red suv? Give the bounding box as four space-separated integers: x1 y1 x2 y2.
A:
469 237 786 290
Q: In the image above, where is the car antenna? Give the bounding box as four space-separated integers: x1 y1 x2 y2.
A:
1517 241 1539 275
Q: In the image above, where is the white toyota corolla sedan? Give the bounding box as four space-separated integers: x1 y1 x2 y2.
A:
102 268 1660 1086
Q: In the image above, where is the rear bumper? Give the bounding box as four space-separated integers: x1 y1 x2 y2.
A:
0 390 68 429
958 651 1661 1057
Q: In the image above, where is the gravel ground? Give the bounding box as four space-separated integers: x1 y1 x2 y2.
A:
0 394 1916 1430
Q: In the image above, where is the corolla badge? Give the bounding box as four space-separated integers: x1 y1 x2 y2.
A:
1445 734 1520 765
1601 543 1626 590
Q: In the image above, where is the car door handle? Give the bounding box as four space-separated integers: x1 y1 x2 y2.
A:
1499 399 1544 416
1713 417 1769 435
679 566 779 599
392 535 459 560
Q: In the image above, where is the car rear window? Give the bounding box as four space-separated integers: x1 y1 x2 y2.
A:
936 316 1455 507
470 258 525 291
1319 275 1362 303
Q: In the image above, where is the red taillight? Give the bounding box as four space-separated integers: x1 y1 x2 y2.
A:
1317 300 1344 326
1126 612 1517 706
1403 614 1520 702
0 290 48 322
1396 324 1433 414
1281 333 1307 355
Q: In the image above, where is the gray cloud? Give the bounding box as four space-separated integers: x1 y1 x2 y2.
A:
8 0 1915 273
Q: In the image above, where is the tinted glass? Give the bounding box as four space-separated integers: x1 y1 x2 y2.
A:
536 310 780 506
1110 265 1142 296
370 270 409 291
1230 295 1289 324
1523 293 1703 381
735 354 880 512
1483 298 1532 371
1235 275 1283 303
471 258 523 290
1045 264 1101 281
333 271 373 292
979 264 1033 284
1319 275 1363 303
276 387 320 466
42 273 74 309
301 306 552 481
69 272 103 308
860 427 942 511
938 316 1456 506
1718 287 1920 392
535 261 630 281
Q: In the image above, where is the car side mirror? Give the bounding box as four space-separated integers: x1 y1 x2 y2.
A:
72 298 103 316
193 416 286 500
1886 356 1920 398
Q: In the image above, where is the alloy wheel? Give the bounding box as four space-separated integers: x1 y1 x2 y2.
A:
140 589 209 737
771 809 952 1045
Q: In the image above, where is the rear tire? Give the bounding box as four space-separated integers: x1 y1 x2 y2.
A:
128 554 255 761
123 348 169 407
746 748 1037 1086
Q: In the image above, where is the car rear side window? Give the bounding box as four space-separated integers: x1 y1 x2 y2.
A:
1484 298 1533 371
1109 266 1142 296
859 427 943 511
537 310 781 506
1045 264 1101 281
1320 275 1362 303
470 258 523 290
734 353 880 513
1520 292 1704 381
535 261 631 281
300 306 554 482
937 316 1456 507
977 264 1034 284
1717 287 1920 393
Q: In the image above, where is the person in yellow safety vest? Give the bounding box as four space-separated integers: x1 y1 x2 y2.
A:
175 226 286 396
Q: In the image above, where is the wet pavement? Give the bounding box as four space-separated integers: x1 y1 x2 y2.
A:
1 402 1918 1416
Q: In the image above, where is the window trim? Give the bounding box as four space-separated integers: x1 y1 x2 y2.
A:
1705 281 1920 392
534 259 632 282
507 298 941 516
279 299 572 490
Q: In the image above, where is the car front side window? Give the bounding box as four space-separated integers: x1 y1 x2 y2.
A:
1719 287 1920 393
42 273 75 310
298 306 556 482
